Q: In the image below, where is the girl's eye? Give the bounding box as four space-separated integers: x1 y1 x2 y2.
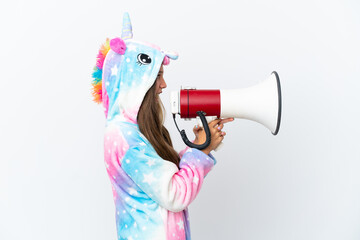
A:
137 53 152 65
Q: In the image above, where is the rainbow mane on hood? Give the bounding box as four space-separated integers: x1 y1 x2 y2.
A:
91 38 110 104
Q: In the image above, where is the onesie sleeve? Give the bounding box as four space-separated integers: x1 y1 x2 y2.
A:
121 145 216 212
178 146 190 158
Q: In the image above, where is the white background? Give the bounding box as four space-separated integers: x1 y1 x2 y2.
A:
1 0 359 239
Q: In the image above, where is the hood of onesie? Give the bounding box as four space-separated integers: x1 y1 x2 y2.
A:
91 12 178 123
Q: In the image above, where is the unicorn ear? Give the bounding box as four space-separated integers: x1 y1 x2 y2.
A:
122 12 133 40
162 51 179 65
163 50 179 60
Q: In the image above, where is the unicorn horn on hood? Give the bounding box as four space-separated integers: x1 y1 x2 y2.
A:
121 12 133 40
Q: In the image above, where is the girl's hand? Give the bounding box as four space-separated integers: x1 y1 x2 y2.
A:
193 117 234 155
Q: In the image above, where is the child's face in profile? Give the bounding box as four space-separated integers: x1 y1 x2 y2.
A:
155 65 166 94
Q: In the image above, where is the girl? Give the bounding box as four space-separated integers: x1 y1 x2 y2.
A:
92 12 233 240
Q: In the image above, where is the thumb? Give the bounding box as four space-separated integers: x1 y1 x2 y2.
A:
193 124 203 134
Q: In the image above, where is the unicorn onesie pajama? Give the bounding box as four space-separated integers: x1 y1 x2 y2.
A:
91 13 217 240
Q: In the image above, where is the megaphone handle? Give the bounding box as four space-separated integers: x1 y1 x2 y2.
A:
175 111 212 150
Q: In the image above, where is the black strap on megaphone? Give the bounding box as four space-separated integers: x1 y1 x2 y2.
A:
172 111 211 150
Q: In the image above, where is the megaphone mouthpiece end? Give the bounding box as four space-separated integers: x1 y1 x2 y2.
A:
272 71 282 135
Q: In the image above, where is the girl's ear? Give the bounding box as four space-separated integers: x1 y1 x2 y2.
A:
110 38 126 55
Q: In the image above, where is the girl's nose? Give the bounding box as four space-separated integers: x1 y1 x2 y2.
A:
161 79 167 89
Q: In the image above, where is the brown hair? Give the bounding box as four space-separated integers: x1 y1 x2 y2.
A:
137 80 180 167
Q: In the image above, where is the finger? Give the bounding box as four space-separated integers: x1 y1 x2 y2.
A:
219 118 235 125
209 119 222 128
216 131 226 137
215 131 223 137
193 125 197 134
216 122 224 131
210 127 220 135
213 118 233 128
193 124 203 131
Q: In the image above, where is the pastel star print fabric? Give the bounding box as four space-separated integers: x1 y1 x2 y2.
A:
92 13 216 240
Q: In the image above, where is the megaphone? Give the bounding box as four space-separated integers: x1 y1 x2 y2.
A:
170 71 282 150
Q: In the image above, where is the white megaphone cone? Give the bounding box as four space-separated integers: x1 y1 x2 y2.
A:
220 71 282 135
